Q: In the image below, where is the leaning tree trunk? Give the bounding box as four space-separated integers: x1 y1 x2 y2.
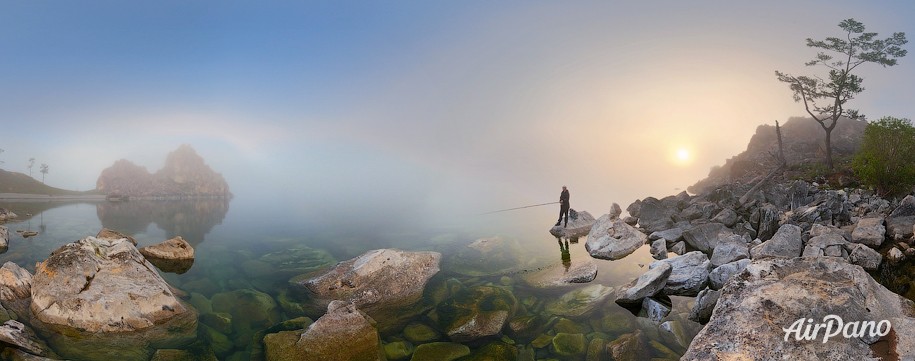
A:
824 129 834 170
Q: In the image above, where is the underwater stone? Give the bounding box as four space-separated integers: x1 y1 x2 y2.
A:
403 322 439 343
551 333 586 357
545 284 615 318
410 342 470 361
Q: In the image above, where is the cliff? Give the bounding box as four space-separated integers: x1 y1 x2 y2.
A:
688 117 867 194
96 145 231 199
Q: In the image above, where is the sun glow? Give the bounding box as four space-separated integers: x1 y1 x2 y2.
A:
670 146 694 167
677 148 690 161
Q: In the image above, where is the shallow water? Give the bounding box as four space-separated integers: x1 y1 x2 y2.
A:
0 198 701 360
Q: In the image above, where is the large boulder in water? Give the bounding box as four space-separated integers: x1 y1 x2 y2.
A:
683 257 915 360
585 214 648 260
139 236 195 274
263 300 383 361
29 237 197 361
549 209 597 238
293 248 440 331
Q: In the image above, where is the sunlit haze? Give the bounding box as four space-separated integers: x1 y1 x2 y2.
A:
2 1 914 226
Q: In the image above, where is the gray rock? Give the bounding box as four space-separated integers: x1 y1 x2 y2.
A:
0 209 17 222
682 223 734 254
750 204 780 241
749 224 802 259
670 241 686 255
0 320 56 358
888 247 905 263
683 257 915 360
437 285 517 342
846 243 882 271
264 300 383 361
0 226 7 251
802 233 848 258
640 297 671 325
649 251 710 296
29 237 197 361
708 258 751 290
616 262 672 305
711 208 738 228
890 194 915 217
637 198 676 233
622 216 638 226
809 223 850 240
549 210 597 238
710 234 749 267
850 217 885 247
886 216 915 241
650 239 667 260
626 199 642 219
608 203 622 220
688 288 720 324
0 262 32 319
679 202 717 222
294 248 441 331
585 215 647 260
649 227 685 243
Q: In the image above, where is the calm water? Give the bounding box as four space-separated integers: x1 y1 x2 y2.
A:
0 197 701 360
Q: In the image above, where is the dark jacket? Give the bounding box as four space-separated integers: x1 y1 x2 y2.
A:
560 189 570 209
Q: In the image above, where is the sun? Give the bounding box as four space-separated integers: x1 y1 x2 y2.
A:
676 148 690 161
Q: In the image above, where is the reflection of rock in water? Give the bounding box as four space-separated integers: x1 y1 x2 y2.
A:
96 199 229 245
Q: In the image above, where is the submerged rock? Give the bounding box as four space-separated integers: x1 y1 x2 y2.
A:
521 257 597 288
29 237 197 361
585 214 648 260
264 301 383 361
683 257 915 360
549 210 597 238
436 285 516 342
545 284 615 318
444 237 527 277
410 342 470 361
606 330 647 361
294 248 440 330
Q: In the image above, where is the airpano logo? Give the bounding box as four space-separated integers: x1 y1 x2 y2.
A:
782 315 891 343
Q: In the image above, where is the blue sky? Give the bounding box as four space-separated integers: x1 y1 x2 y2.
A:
2 1 914 221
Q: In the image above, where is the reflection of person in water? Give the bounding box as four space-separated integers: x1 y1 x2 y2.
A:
558 237 571 272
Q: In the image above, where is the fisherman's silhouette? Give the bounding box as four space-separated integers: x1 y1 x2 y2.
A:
557 237 571 272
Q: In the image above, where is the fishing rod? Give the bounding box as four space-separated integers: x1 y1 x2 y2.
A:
480 201 559 215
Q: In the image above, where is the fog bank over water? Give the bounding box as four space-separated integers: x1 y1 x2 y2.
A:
2 1 914 230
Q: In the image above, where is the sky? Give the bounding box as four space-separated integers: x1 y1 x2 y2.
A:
1 1 914 224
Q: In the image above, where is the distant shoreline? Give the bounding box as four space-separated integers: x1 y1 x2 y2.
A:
0 193 106 201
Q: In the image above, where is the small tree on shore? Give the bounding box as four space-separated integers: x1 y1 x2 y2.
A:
40 163 49 184
852 117 915 196
776 18 908 170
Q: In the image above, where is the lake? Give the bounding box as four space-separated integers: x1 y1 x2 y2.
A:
0 196 701 360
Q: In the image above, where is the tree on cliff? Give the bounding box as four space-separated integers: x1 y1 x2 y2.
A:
40 163 49 184
775 18 907 170
852 117 915 196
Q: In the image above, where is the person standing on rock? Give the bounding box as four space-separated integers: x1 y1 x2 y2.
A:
556 186 570 227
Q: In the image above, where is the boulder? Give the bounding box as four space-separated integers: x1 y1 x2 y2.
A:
670 241 686 255
636 198 676 233
749 224 802 259
608 203 622 220
708 259 750 290
710 208 738 228
211 288 282 342
585 215 647 260
890 194 915 217
626 199 642 218
850 217 885 247
886 216 915 240
846 243 882 271
139 236 195 273
750 204 780 241
96 228 138 245
0 262 32 319
649 251 710 296
622 216 638 226
436 285 516 342
0 226 7 252
549 210 597 238
545 284 615 318
802 232 848 258
410 342 470 361
294 248 440 330
682 223 734 254
648 227 685 243
616 262 672 305
263 301 383 361
688 288 720 324
683 257 915 360
649 239 667 260
29 237 197 361
0 209 17 222
606 331 647 361
521 257 597 288
888 247 905 263
0 320 56 358
709 234 749 267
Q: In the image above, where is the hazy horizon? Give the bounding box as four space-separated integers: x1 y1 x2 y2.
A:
2 1 914 225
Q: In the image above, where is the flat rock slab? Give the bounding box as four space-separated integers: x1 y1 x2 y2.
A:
585 215 647 260
683 257 915 360
616 262 672 305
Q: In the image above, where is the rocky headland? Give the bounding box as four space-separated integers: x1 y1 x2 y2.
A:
96 144 231 199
